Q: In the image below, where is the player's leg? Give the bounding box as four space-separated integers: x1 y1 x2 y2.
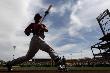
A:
6 36 39 71
39 39 61 66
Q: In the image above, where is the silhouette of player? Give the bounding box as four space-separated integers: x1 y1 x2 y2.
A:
6 13 61 71
62 56 66 65
58 56 67 72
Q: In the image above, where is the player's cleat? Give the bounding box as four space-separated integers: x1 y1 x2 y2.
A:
58 64 68 72
6 62 12 71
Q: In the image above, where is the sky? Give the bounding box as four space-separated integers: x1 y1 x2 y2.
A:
0 0 110 61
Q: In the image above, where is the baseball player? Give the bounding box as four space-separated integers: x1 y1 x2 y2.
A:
6 13 61 71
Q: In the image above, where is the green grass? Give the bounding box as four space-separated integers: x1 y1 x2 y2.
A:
1 66 110 71
13 67 110 71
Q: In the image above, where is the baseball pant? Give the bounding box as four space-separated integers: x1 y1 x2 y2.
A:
9 35 58 66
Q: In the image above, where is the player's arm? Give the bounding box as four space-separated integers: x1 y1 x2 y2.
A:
40 24 48 32
24 23 32 36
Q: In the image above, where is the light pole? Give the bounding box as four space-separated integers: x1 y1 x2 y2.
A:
70 54 72 60
13 46 16 60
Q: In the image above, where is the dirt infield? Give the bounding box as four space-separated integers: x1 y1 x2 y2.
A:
0 70 110 73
